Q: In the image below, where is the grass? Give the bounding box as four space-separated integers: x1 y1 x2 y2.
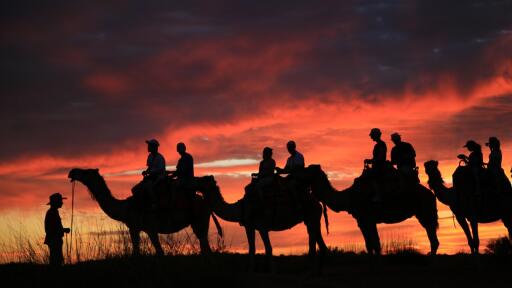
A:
1 223 511 288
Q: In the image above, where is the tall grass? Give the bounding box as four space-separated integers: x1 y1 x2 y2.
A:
0 220 226 265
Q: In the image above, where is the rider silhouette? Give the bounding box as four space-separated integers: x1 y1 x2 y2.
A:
365 128 387 202
252 147 276 199
276 141 305 212
142 139 166 210
461 140 483 196
390 132 418 183
486 137 504 194
169 142 195 199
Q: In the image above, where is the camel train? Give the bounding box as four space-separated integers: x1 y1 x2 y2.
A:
66 134 512 270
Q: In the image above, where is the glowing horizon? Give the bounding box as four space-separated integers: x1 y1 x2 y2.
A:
1 1 512 261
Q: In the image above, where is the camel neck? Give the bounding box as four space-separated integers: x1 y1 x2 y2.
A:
82 177 128 222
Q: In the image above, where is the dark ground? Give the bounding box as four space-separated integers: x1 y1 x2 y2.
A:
1 253 510 288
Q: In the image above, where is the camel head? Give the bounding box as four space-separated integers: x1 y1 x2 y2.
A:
304 164 332 201
68 168 101 183
195 175 221 200
423 160 443 184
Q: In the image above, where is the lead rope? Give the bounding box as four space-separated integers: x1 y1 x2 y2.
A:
68 181 76 264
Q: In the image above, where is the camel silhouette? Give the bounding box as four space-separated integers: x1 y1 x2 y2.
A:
67 168 222 256
304 165 439 255
424 160 512 254
195 175 328 272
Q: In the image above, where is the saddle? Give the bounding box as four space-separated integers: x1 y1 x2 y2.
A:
241 175 308 225
131 176 179 211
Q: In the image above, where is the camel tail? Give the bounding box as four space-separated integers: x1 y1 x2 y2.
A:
211 212 223 238
322 202 329 235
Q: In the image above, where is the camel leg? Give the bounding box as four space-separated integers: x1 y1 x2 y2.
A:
368 223 381 255
416 214 439 255
455 215 475 253
259 230 274 273
357 220 380 255
191 222 212 255
245 227 256 272
129 228 141 256
147 231 164 256
469 220 480 255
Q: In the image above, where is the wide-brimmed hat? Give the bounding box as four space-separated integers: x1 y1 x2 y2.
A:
47 193 67 205
463 140 478 148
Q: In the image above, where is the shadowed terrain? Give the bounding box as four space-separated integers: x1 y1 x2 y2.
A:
1 253 511 288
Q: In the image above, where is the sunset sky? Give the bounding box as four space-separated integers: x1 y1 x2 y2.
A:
1 1 512 258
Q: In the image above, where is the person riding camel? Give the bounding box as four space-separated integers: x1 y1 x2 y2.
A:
486 137 502 171
251 147 276 200
459 140 484 196
169 142 195 199
364 128 387 202
245 147 276 222
276 141 305 212
390 132 418 183
142 139 166 210
486 137 504 194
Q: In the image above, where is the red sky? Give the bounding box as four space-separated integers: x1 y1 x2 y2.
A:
1 1 512 256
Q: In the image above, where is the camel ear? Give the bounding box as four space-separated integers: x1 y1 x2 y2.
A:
434 161 438 167
94 168 99 173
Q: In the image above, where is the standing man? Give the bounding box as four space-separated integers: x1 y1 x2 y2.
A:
390 133 418 182
142 139 166 210
44 193 70 266
169 142 195 196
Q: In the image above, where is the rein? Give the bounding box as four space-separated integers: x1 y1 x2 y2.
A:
67 181 76 263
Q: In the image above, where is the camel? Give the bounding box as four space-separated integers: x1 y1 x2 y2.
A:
195 174 328 272
424 160 512 254
304 165 439 255
67 168 222 256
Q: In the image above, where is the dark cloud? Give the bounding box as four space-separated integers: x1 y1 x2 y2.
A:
1 1 511 161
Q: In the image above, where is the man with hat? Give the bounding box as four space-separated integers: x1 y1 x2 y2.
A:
365 128 387 170
142 139 166 210
44 193 70 266
460 140 484 196
364 128 387 202
390 132 418 182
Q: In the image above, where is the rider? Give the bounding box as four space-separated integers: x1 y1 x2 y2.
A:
246 147 276 221
276 140 305 212
461 140 484 196
486 137 503 194
390 132 418 182
364 128 387 202
486 137 502 171
142 139 166 210
169 142 195 199
252 147 276 200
